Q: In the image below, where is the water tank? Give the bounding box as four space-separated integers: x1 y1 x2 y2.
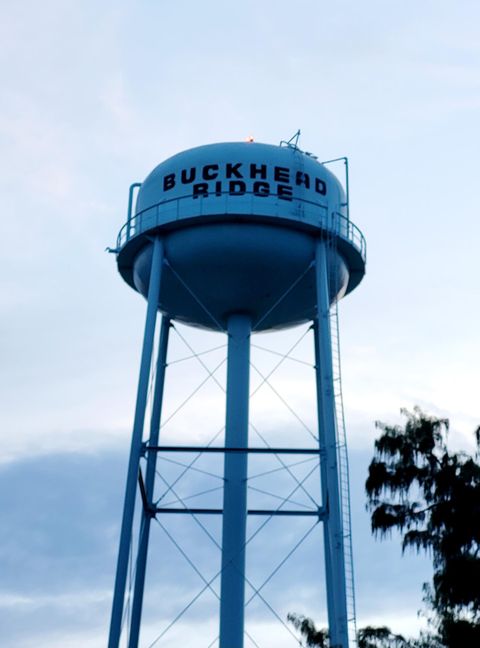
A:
116 142 365 330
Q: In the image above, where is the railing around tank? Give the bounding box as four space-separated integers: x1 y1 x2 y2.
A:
116 191 366 263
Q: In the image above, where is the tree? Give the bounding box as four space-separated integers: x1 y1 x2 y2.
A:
357 626 414 648
287 613 328 647
366 407 480 645
287 614 421 647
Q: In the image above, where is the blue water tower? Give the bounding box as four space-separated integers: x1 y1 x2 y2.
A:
107 139 366 648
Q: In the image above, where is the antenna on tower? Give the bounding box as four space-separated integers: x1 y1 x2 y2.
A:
280 128 301 149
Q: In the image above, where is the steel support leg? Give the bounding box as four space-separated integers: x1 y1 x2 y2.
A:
108 237 164 648
314 240 349 648
128 316 171 648
219 314 251 648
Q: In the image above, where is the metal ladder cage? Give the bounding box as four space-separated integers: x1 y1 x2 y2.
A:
323 212 358 644
330 298 358 646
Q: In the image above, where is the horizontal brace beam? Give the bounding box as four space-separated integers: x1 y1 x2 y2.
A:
154 506 326 518
146 445 320 455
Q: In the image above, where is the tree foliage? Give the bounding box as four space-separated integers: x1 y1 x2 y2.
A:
366 408 480 645
357 626 412 648
287 614 424 647
287 613 329 647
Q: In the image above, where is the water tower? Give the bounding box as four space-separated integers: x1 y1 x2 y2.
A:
107 138 366 648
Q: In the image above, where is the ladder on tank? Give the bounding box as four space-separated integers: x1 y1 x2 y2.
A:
330 299 358 646
322 149 357 646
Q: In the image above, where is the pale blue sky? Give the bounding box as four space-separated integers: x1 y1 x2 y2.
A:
1 1 479 646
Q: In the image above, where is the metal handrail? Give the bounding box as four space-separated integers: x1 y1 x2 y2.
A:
116 191 366 263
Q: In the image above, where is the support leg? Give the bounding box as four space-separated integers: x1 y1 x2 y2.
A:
314 240 349 648
108 238 164 648
219 314 251 648
128 316 171 648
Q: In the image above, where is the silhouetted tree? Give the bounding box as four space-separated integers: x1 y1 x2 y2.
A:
287 614 422 647
287 613 329 647
366 408 480 645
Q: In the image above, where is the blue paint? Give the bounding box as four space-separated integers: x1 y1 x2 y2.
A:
219 314 251 648
314 241 349 646
128 316 171 648
108 237 163 648
116 142 365 331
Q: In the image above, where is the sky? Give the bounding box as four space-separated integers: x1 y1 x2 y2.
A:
1 1 480 646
